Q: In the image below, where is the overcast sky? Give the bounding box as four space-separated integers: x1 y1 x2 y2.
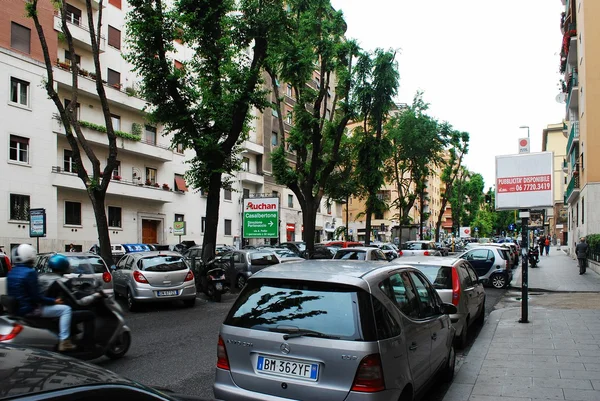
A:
330 0 566 189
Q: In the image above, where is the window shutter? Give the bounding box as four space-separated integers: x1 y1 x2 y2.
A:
108 26 121 49
10 22 31 54
108 0 122 9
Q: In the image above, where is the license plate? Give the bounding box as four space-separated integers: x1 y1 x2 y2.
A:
215 283 223 291
257 356 318 380
156 290 179 297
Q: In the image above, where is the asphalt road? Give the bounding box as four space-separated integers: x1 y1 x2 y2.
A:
95 287 508 400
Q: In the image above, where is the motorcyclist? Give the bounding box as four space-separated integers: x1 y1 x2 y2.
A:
6 244 76 352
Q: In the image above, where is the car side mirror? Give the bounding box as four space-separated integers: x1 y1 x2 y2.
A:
440 302 458 315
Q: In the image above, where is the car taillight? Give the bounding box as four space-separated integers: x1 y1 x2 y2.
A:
351 354 385 392
0 324 23 341
102 271 112 283
398 250 403 257
424 251 430 256
217 335 230 370
184 270 194 282
3 256 11 271
451 266 461 307
133 270 148 284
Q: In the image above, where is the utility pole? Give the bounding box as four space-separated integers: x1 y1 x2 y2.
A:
519 209 530 324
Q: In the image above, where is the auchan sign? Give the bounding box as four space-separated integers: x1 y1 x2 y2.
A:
243 198 279 238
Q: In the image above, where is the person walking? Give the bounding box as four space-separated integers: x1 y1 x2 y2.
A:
545 237 550 256
539 236 545 256
576 237 589 274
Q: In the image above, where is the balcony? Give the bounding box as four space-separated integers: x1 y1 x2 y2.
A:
562 159 568 173
567 36 577 66
52 118 173 162
241 140 264 155
51 167 184 203
54 65 147 112
54 13 106 53
566 121 579 155
238 171 264 185
565 173 580 204
566 73 579 111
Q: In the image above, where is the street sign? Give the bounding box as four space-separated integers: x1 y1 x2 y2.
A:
29 208 46 237
173 221 186 236
243 198 279 238
518 137 530 154
459 227 471 238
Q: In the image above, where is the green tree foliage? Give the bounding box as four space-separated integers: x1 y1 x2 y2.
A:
269 1 360 256
126 0 287 260
353 49 399 245
472 208 495 237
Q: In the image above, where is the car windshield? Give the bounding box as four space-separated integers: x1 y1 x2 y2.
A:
249 252 279 266
66 256 105 274
404 242 424 250
409 264 452 289
333 250 366 260
225 279 367 341
138 255 188 272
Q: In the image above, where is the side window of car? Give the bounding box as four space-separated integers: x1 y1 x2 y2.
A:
409 271 437 319
385 273 420 319
459 264 473 287
371 296 402 340
124 256 134 270
488 250 496 263
466 265 479 284
233 253 241 263
374 250 387 260
470 249 489 261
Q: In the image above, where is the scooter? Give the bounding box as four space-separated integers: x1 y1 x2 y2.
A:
0 278 131 360
196 263 229 302
528 246 539 268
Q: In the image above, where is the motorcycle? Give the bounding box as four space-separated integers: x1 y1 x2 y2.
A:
0 277 131 360
195 263 229 302
528 246 539 268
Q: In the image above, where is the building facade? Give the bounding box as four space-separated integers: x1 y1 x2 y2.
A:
559 0 600 252
542 123 567 244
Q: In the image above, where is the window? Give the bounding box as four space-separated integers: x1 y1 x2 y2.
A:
201 217 206 233
286 84 292 97
63 149 77 173
327 203 332 214
315 77 320 88
242 157 250 172
224 219 232 236
145 125 157 145
371 297 402 340
174 174 188 191
11 22 31 54
108 206 122 228
175 143 184 154
108 0 121 9
9 135 29 163
10 78 29 106
174 60 183 70
582 197 585 224
146 167 157 185
107 69 121 89
66 4 82 25
111 160 121 177
64 50 81 66
286 111 292 124
374 211 384 219
409 271 437 318
272 190 279 198
271 132 278 147
243 188 250 199
224 189 232 201
64 201 81 225
10 194 30 221
175 214 184 222
108 26 121 49
111 114 121 131
288 194 293 208
271 108 278 117
64 99 80 119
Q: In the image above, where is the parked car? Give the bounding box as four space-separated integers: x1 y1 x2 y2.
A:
34 252 113 295
321 240 363 248
89 243 126 260
435 242 451 256
0 344 211 400
182 245 204 275
111 251 197 311
377 242 403 259
0 249 11 296
278 241 306 257
209 249 280 289
303 244 337 259
333 246 390 261
484 243 517 269
214 261 457 401
401 241 442 257
457 246 513 289
260 247 305 263
399 256 486 348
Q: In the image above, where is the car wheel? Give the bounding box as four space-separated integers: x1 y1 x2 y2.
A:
398 385 413 401
183 298 196 308
475 298 486 326
127 289 138 312
442 345 456 383
490 273 508 289
105 330 131 359
236 275 247 289
456 318 469 349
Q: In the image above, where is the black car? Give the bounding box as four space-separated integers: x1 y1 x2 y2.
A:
0 344 211 400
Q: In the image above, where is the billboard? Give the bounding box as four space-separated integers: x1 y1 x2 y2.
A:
495 152 553 210
243 198 279 238
459 227 472 238
29 208 46 238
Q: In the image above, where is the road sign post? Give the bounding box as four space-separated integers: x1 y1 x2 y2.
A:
243 198 279 239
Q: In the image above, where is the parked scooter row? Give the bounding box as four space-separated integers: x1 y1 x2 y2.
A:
528 246 540 268
194 262 229 302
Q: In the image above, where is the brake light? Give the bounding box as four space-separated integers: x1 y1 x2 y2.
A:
424 251 430 256
398 250 403 257
451 266 461 307
351 354 385 392
0 324 23 341
217 335 230 370
102 271 112 283
133 270 148 283
3 256 11 272
184 270 194 282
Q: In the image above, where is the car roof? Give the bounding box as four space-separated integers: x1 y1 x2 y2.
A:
393 256 461 266
126 251 184 259
336 247 375 252
406 240 432 243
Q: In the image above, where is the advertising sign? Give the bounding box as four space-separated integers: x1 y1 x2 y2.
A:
518 138 530 154
29 208 46 238
459 227 471 238
173 221 186 236
495 152 553 210
243 198 279 238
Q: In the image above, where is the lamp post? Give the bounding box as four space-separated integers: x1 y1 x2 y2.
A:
519 125 530 138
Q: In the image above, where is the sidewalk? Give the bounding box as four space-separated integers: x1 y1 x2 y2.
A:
443 249 600 401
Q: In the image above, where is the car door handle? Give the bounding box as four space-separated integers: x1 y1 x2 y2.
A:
409 343 418 351
431 333 437 341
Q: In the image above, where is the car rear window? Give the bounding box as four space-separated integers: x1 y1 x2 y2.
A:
333 250 366 260
497 249 508 260
249 252 279 266
67 256 106 274
224 279 372 341
404 242 424 250
409 264 452 289
138 255 187 272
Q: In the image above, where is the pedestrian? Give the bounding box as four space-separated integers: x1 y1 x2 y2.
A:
68 243 76 252
545 237 550 256
539 236 545 256
576 237 589 274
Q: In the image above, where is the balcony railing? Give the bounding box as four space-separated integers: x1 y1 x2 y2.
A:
53 12 106 53
566 121 579 155
562 159 568 173
565 173 580 204
566 73 579 109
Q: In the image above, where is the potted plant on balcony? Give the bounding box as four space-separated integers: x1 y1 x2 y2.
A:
145 179 152 186
153 182 160 188
162 183 170 191
57 60 71 70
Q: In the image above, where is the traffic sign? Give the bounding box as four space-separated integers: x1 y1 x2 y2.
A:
243 198 279 238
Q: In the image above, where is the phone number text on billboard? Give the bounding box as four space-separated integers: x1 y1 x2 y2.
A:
497 174 551 194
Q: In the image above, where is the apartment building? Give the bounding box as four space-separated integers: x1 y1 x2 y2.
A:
559 0 600 251
542 123 567 244
1 0 342 253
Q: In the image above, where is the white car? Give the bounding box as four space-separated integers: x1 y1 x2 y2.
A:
401 241 442 257
0 251 10 296
332 246 390 261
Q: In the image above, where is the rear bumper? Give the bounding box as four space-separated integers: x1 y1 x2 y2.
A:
131 282 197 302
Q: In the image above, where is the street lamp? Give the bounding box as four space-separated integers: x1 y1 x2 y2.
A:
519 125 530 138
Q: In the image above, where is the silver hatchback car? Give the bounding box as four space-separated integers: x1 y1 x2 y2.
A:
214 261 457 401
111 251 196 311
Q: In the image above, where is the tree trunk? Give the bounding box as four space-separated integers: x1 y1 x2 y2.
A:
419 189 424 239
365 203 372 246
89 190 113 266
302 202 318 258
202 172 223 262
345 194 350 240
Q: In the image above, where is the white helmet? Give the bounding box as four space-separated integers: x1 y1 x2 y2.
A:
12 244 37 265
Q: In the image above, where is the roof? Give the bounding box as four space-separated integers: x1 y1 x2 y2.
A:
393 256 460 266
127 251 183 259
